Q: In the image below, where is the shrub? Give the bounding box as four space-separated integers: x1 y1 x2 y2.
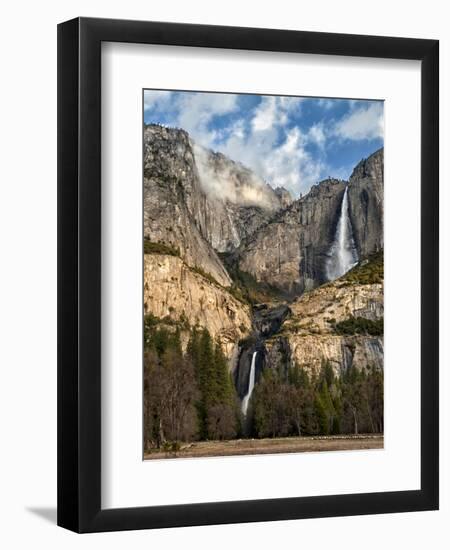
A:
191 265 220 286
341 250 383 285
143 239 180 257
334 316 383 336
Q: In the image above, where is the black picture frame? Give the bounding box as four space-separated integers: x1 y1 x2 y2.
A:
57 17 439 533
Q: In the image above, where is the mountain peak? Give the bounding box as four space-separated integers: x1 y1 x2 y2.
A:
350 147 384 181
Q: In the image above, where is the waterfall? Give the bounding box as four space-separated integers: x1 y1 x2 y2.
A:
326 186 358 280
241 352 257 416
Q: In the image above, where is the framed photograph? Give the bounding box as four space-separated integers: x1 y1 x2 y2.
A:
57 17 439 532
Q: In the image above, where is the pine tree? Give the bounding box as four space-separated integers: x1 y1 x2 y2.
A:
213 340 233 404
288 364 310 389
186 326 200 362
315 392 329 435
316 377 336 435
189 328 216 439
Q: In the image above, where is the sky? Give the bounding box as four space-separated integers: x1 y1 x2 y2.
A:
143 89 384 198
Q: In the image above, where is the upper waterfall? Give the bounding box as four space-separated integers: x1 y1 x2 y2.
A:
326 186 358 281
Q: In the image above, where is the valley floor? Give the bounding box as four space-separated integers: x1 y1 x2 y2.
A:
144 434 383 459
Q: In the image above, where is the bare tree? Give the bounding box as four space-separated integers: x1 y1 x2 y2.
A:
207 403 237 440
144 348 198 449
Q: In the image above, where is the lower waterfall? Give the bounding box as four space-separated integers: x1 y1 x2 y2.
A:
241 351 257 416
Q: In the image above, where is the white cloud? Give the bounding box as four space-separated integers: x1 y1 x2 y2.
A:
317 98 334 110
251 97 278 132
251 96 303 132
260 127 324 194
207 96 322 196
178 93 237 129
333 102 384 141
218 117 325 196
143 90 174 111
193 143 276 209
175 92 238 145
144 90 239 145
278 126 305 154
307 122 327 150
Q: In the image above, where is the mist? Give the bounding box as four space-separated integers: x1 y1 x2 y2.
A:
192 142 278 210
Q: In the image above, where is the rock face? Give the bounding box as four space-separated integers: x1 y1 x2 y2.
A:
274 186 294 209
238 179 347 296
144 125 231 286
265 276 384 375
277 334 383 375
348 148 384 258
144 253 251 357
288 280 383 330
253 304 291 338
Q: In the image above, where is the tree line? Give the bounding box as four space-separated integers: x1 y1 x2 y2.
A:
143 316 383 451
250 361 383 438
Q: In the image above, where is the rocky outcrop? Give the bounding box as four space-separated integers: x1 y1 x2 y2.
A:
144 253 252 357
287 280 383 332
274 186 293 209
253 304 291 337
264 276 383 375
348 148 384 258
279 333 383 375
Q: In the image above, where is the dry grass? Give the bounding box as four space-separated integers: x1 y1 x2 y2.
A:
144 434 383 459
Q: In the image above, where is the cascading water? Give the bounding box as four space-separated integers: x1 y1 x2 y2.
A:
326 186 358 280
241 352 257 416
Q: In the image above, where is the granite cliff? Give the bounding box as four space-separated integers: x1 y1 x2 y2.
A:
144 253 252 358
144 125 231 287
238 178 347 295
348 149 384 257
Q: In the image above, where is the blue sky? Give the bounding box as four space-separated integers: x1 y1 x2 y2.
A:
144 90 383 198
